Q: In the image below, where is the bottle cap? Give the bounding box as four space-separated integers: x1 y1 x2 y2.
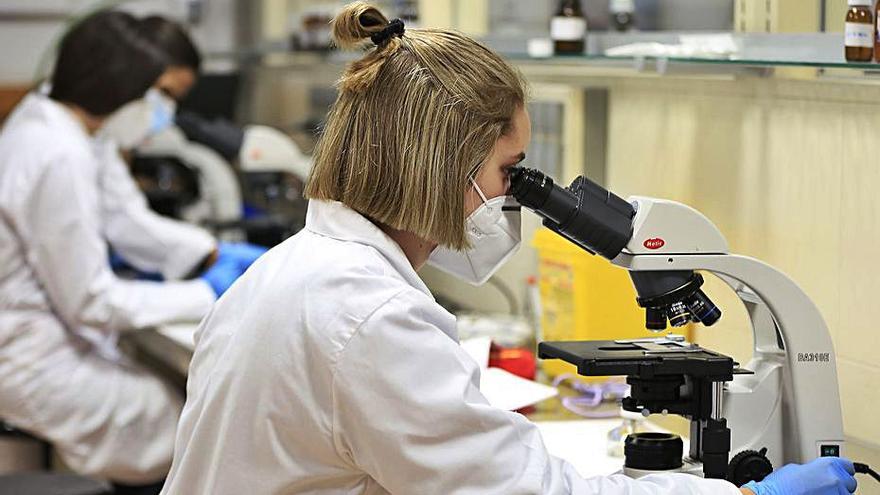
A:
610 0 635 13
849 0 872 6
527 38 554 58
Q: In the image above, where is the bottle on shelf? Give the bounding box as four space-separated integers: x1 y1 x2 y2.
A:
845 0 874 62
609 0 635 32
551 0 587 55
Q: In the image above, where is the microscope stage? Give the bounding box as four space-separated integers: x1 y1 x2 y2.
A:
538 339 736 381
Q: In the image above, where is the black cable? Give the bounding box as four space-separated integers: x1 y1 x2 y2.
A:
855 462 880 482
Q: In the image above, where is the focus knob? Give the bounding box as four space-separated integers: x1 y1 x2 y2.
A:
727 447 773 486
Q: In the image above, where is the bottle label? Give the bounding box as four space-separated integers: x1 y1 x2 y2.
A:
551 17 587 41
845 22 873 48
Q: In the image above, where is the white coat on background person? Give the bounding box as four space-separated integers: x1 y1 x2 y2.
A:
0 89 215 483
0 9 255 486
99 125 217 282
27 77 214 284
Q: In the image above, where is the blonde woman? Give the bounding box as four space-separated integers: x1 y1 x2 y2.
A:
160 3 856 494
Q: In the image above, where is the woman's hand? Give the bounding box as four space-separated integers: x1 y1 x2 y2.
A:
742 457 857 495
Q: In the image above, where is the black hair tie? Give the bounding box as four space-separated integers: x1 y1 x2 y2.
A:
371 18 405 45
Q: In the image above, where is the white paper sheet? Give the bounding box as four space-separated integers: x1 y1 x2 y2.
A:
460 336 492 370
460 337 558 411
480 367 559 411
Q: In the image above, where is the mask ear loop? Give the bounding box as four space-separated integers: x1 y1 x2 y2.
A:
469 178 490 206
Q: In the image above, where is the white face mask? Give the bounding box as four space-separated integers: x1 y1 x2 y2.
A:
99 88 177 149
428 180 522 286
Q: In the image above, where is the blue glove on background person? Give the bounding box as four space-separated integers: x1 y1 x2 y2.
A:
201 242 268 296
217 242 267 272
744 457 857 495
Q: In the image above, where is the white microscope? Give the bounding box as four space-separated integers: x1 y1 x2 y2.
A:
509 167 844 485
135 122 312 243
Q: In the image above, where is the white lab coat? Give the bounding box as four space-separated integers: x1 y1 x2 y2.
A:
161 199 741 495
99 136 217 281
0 93 217 483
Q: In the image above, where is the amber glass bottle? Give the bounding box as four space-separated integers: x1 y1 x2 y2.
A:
846 0 874 62
552 0 587 55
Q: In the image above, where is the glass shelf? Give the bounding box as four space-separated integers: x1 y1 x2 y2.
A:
211 33 880 76
490 33 880 74
506 53 880 71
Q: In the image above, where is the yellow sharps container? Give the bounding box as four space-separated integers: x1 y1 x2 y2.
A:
532 228 691 380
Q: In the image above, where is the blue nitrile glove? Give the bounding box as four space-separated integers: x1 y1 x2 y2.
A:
200 243 267 297
217 242 267 272
744 457 857 495
200 256 240 297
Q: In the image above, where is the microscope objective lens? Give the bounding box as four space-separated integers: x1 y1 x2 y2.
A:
645 307 668 332
666 302 690 327
683 290 722 326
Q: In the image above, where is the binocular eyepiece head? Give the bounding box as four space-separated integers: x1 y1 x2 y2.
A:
510 167 722 331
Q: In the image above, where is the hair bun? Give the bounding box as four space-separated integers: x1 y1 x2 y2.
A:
331 1 389 50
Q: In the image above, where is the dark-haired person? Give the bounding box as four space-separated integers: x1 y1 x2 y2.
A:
137 15 262 161
0 10 261 493
140 15 201 103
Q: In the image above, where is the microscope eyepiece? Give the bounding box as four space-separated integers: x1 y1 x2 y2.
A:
508 167 552 211
509 167 635 260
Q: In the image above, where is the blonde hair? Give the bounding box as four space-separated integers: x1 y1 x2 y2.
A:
305 1 527 250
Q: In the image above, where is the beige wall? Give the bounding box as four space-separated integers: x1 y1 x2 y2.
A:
603 75 880 457
736 0 821 33
825 0 847 33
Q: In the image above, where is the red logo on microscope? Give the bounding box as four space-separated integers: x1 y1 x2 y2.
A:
643 238 665 250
